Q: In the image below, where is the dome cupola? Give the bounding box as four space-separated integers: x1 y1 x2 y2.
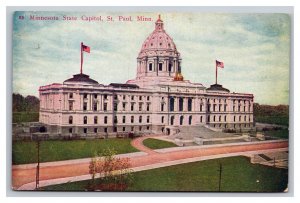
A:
135 15 183 81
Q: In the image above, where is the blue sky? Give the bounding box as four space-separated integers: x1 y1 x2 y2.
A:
13 12 290 105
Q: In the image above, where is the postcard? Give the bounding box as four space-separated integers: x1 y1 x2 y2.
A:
12 11 290 192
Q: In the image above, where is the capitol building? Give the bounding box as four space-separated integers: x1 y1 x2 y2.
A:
39 16 254 137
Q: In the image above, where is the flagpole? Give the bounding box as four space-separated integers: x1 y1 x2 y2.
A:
215 61 218 84
80 42 83 74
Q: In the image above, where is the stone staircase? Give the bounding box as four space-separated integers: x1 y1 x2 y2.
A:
169 125 239 140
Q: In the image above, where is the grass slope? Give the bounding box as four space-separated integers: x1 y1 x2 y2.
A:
12 138 139 165
143 138 177 149
42 156 288 192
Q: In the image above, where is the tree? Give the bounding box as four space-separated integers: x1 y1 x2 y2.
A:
88 148 133 191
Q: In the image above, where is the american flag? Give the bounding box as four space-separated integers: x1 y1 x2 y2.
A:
216 60 224 68
82 44 90 53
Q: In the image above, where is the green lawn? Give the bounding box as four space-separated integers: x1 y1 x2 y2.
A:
263 128 289 139
143 138 177 149
41 156 288 192
12 138 139 165
13 112 39 123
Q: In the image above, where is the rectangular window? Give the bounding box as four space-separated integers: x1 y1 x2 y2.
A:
114 116 118 124
69 93 73 99
114 103 118 111
104 128 107 133
69 102 73 110
94 94 97 99
123 116 126 123
83 102 87 111
139 96 142 100
114 95 118 100
168 63 172 72
69 128 73 133
131 116 134 123
104 94 108 100
159 63 163 71
104 103 107 111
161 103 164 111
122 102 126 111
147 104 150 111
147 96 150 101
104 116 107 124
149 63 153 71
93 103 97 111
123 95 126 100
131 103 134 111
139 103 142 111
84 128 87 134
188 98 192 111
123 127 126 132
147 116 150 123
94 128 98 133
131 96 134 100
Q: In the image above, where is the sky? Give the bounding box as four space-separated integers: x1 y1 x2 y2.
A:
12 12 290 105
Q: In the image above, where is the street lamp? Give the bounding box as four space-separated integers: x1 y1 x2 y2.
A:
256 179 260 192
32 129 47 190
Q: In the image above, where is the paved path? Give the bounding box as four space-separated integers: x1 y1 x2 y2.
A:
130 135 162 154
12 139 288 190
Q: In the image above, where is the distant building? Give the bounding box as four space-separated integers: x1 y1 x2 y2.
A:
39 15 254 137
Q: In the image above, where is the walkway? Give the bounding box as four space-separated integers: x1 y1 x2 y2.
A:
130 135 160 155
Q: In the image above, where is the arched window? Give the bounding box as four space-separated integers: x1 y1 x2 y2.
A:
169 97 175 112
189 116 192 125
180 116 184 125
149 63 153 71
161 116 164 123
234 116 236 122
200 116 203 123
139 116 142 123
104 116 107 124
179 98 184 111
69 116 73 124
224 116 227 122
147 116 150 123
94 116 98 124
213 116 216 122
188 98 192 111
131 116 134 123
83 116 87 124
171 116 174 125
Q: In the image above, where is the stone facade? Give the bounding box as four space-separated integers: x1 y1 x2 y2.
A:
39 16 254 137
